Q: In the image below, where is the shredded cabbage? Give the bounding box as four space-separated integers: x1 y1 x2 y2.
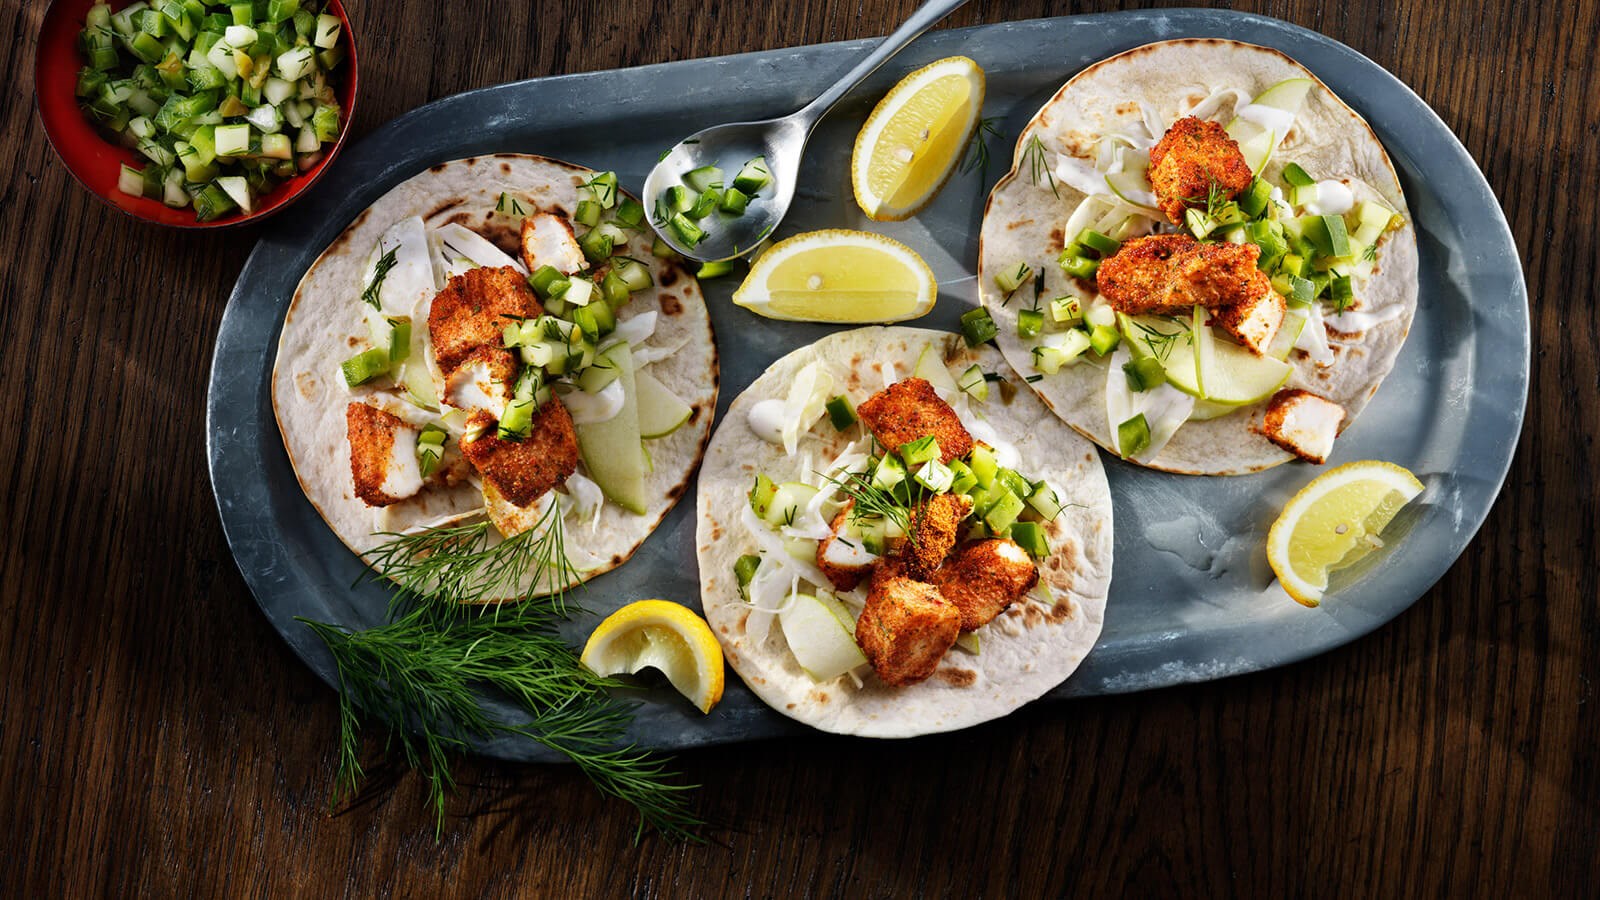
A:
557 379 625 424
1181 87 1252 122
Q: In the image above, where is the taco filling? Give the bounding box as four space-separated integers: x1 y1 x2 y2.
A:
736 361 1079 688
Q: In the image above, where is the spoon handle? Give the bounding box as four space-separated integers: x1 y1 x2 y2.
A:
792 0 971 128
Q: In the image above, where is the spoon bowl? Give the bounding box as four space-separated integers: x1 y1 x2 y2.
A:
642 0 968 262
644 116 807 261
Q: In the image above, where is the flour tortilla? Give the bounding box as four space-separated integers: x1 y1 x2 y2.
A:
272 154 717 595
696 327 1113 737
979 39 1419 474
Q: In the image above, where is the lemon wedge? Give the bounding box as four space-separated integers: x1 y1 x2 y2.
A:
731 229 936 323
581 600 725 713
851 55 986 220
1266 460 1425 607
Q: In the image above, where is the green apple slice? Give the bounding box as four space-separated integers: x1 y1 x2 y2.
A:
635 369 693 439
779 592 867 681
1198 335 1294 406
1119 313 1201 397
574 342 647 513
1225 77 1315 172
1188 399 1242 421
1235 128 1277 175
1266 308 1309 361
913 343 960 396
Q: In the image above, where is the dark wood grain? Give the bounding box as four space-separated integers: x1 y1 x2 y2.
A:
1 0 1593 896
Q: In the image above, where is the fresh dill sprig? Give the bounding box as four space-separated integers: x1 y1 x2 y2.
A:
583 172 617 207
361 245 400 309
817 469 922 548
961 117 1003 181
299 507 703 839
1023 134 1059 198
1361 242 1378 262
359 503 577 614
298 597 702 841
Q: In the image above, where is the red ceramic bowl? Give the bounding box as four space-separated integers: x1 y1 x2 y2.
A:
36 0 359 228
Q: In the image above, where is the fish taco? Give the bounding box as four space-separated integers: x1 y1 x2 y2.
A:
273 154 717 598
696 327 1113 737
978 39 1419 474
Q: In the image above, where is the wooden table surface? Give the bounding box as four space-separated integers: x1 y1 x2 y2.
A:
3 0 1594 895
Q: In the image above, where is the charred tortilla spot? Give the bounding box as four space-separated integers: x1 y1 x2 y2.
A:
1048 600 1075 623
500 162 511 174
426 199 463 221
478 221 521 257
1023 604 1044 628
295 372 317 399
936 667 977 687
346 335 360 347
429 163 448 173
659 293 682 316
667 483 684 500
1049 226 1064 248
1006 218 1033 231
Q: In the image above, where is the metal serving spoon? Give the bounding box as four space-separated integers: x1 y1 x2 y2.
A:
642 0 971 262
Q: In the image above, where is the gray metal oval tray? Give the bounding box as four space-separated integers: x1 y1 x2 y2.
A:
207 10 1529 761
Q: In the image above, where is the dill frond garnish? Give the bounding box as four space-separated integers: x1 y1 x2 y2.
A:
817 468 925 548
1361 242 1378 262
359 503 577 613
300 505 702 840
361 245 400 309
961 117 1003 181
1023 134 1058 198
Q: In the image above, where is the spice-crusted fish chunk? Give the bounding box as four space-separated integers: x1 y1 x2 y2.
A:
1100 236 1272 313
520 213 586 276
458 399 578 507
442 345 518 418
428 265 541 375
346 402 423 507
856 378 973 464
1095 234 1199 316
1206 280 1285 355
1254 388 1345 464
933 538 1040 632
891 493 974 580
816 501 876 592
855 574 961 687
1148 116 1254 225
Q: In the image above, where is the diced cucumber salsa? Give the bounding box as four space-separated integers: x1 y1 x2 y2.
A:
656 155 772 251
77 0 346 220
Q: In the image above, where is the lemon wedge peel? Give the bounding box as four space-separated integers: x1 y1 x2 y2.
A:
731 229 937 324
580 599 726 714
1265 460 1424 608
851 56 986 221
